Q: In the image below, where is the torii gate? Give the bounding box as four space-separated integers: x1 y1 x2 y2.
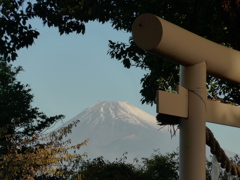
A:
132 13 240 180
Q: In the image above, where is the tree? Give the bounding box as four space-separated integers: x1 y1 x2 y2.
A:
73 156 140 180
73 151 240 180
72 151 179 180
0 58 88 179
0 58 63 154
106 0 240 105
0 120 88 179
1 0 240 106
141 151 179 180
2 2 240 176
0 59 91 180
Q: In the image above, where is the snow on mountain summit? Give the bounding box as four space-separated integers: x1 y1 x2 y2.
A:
58 101 179 162
71 101 158 128
56 101 238 162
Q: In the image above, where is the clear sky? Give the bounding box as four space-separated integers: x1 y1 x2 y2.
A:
13 18 240 155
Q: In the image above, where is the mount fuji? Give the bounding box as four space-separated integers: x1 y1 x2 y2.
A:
58 101 179 162
57 101 236 162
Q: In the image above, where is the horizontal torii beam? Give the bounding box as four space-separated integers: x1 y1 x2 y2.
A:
132 13 240 84
157 86 240 128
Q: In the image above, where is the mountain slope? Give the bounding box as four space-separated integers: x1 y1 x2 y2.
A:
58 101 237 162
59 101 179 162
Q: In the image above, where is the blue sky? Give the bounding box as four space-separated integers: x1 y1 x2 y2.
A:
14 19 155 124
13 18 240 155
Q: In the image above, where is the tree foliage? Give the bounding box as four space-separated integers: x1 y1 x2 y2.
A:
74 156 140 180
0 58 88 179
0 120 88 180
72 151 240 180
0 58 64 154
2 1 240 178
141 151 179 180
2 0 240 105
0 59 87 180
72 151 179 180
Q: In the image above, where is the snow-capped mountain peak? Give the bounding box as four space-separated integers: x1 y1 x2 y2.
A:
56 101 237 162
57 101 178 162
69 101 159 129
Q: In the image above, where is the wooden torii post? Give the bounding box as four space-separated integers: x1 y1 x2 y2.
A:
132 13 240 180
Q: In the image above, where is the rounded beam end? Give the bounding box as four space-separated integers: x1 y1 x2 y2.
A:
132 13 163 51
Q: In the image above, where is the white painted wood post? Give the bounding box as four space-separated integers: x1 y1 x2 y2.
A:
180 62 207 180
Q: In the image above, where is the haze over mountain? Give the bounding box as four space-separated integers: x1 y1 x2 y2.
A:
58 101 178 162
58 101 237 162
